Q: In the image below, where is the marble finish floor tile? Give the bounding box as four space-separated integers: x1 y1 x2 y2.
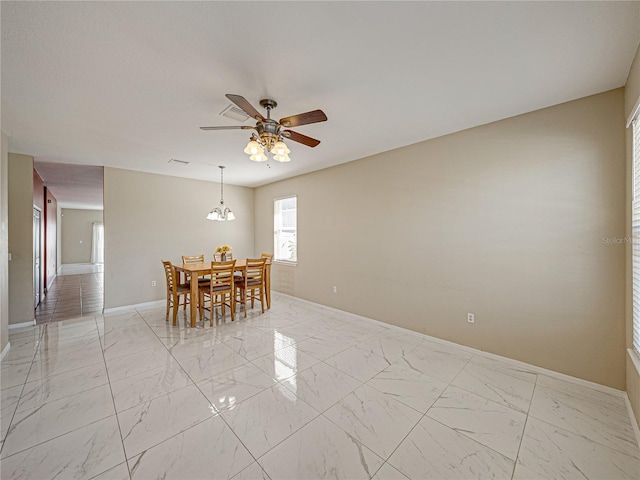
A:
324 346 391 383
224 330 295 361
367 363 448 413
426 385 527 460
105 345 179 382
395 341 472 384
118 384 215 459
232 461 271 480
259 415 384 480
0 415 125 480
176 343 248 382
0 361 32 390
26 347 105 383
17 362 108 412
451 358 536 414
101 324 164 359
294 336 353 361
529 378 638 458
220 383 319 458
2 384 115 458
515 417 640 479
251 345 321 382
373 463 410 480
324 384 422 460
0 385 22 440
90 462 131 480
468 355 538 384
197 363 276 413
128 416 253 480
3 297 639 480
110 363 192 412
388 416 514 480
164 334 226 360
355 334 418 364
279 362 362 413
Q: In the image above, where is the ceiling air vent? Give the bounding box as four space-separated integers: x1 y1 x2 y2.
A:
168 158 189 166
220 104 251 123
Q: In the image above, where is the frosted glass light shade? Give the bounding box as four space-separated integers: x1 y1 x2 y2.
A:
244 140 262 155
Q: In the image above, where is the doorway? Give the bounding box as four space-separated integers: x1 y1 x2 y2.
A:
33 207 41 308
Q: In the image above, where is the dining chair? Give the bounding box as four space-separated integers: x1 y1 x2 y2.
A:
213 252 233 262
182 253 209 284
261 253 274 309
161 260 190 326
236 258 267 317
199 260 236 326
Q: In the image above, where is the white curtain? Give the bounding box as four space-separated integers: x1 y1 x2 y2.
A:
91 222 104 264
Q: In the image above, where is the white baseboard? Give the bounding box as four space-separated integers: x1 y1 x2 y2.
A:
0 341 10 362
625 393 640 450
275 292 626 399
103 299 164 314
8 319 36 330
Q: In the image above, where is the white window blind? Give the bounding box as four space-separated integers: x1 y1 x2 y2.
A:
633 116 640 354
274 196 297 263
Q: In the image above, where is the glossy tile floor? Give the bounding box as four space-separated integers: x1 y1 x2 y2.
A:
1 292 639 479
35 266 104 324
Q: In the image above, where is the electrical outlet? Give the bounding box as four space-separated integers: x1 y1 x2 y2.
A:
467 313 475 324
332 286 337 293
151 280 157 287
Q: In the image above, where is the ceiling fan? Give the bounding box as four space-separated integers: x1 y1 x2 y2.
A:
200 94 327 162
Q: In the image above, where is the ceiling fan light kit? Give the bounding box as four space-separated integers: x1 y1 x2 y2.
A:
201 94 327 163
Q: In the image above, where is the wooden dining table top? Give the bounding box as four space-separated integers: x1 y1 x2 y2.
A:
174 259 271 274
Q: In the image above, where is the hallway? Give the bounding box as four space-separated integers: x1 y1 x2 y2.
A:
35 267 104 324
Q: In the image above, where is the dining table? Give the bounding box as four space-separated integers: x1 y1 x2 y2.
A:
175 259 272 327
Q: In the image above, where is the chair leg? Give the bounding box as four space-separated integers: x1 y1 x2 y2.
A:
166 298 170 322
172 294 178 326
260 287 265 314
209 294 213 327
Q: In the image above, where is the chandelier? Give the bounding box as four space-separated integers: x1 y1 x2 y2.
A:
206 166 235 221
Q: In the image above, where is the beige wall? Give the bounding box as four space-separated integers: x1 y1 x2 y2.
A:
0 132 9 352
61 208 103 264
626 43 640 428
103 168 255 309
8 153 35 325
256 89 626 389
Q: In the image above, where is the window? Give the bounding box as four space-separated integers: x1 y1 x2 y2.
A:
633 114 640 354
274 195 297 263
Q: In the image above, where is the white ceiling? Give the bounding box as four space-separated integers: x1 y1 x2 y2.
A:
2 2 640 201
34 161 103 210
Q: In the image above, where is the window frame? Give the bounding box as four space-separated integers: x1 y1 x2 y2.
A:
630 98 640 357
273 195 297 265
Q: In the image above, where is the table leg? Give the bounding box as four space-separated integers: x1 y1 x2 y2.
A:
190 271 198 328
265 264 271 309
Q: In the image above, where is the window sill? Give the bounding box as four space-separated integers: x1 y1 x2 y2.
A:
274 260 297 267
629 349 640 378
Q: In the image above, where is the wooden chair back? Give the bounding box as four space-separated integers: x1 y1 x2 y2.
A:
213 252 233 262
261 253 274 264
208 260 236 291
243 258 266 286
182 254 205 264
162 260 178 295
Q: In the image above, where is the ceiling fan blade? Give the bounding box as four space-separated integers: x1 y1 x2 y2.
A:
282 129 321 147
225 94 265 121
279 110 327 128
199 125 254 131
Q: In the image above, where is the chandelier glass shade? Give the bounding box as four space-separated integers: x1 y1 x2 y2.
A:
207 166 235 221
